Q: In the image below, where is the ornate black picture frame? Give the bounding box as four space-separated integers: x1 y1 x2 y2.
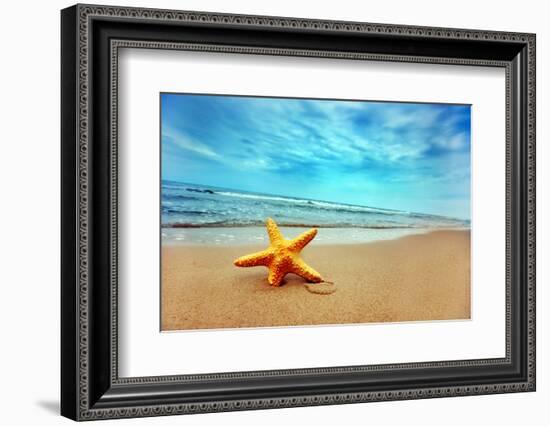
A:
61 3 536 421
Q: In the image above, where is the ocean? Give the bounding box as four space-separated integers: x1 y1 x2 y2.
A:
161 180 470 245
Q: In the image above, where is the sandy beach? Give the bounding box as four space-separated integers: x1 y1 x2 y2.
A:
161 230 470 331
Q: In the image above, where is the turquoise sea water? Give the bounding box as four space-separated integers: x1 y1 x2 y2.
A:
161 180 469 245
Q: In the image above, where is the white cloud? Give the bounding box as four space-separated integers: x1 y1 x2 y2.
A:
163 127 220 160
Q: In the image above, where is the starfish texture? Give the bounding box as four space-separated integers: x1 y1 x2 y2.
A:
234 218 323 287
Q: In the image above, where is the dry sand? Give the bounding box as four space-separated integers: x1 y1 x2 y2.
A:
161 230 470 331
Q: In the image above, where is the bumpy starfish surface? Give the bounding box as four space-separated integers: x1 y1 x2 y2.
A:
234 218 323 287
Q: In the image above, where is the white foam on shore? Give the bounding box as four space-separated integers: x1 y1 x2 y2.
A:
161 226 469 246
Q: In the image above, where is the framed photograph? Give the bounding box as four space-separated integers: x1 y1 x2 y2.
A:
61 4 536 421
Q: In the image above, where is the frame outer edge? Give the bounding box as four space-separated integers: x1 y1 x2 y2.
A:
77 2 91 420
61 4 80 421
527 33 536 390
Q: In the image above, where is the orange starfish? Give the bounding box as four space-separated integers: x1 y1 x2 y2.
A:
234 218 323 286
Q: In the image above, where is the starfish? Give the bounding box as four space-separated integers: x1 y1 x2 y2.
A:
234 218 323 287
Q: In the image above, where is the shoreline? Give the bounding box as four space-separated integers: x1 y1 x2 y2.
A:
161 229 471 331
162 226 470 246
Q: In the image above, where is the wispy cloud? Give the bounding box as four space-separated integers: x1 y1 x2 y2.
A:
161 94 471 219
163 126 220 160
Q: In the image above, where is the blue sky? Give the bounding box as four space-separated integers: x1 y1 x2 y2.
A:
161 93 471 219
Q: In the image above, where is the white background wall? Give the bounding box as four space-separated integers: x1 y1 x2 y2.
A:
0 0 546 424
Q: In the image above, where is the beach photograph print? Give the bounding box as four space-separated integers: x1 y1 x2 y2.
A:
160 93 471 331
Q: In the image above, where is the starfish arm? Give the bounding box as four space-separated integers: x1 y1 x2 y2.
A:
288 228 318 252
266 217 284 244
290 257 323 283
234 249 273 267
267 260 287 286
